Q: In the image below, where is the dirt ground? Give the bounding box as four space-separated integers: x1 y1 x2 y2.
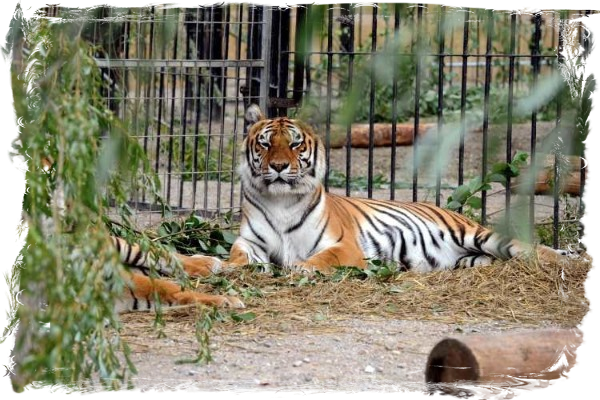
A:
126 316 544 400
121 251 600 400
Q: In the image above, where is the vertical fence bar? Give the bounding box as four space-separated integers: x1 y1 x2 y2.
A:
435 6 445 207
342 4 355 198
552 12 566 249
480 9 493 225
505 12 517 230
458 8 469 214
260 6 272 115
389 3 400 201
578 0 592 249
412 4 423 202
529 12 542 240
190 8 202 211
325 6 334 191
165 8 179 206
367 5 378 199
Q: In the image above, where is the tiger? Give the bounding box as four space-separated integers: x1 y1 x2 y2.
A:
35 157 245 311
186 104 567 274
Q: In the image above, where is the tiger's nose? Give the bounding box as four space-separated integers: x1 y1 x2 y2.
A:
270 162 289 172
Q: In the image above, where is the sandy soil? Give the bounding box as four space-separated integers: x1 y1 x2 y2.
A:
117 312 569 396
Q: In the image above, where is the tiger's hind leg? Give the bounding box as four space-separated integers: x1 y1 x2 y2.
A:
117 272 245 312
535 245 572 264
454 254 494 269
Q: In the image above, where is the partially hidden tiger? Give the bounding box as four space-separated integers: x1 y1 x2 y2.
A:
36 158 244 311
185 104 568 275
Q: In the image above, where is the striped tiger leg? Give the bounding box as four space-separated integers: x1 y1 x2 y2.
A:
293 243 367 274
120 272 245 311
177 241 253 275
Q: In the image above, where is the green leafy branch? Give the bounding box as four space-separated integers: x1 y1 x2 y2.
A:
446 151 529 212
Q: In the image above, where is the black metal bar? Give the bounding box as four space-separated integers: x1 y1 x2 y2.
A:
141 6 155 205
390 3 400 201
216 4 231 214
231 4 244 210
412 4 424 202
267 8 282 117
552 12 566 249
292 6 307 106
203 6 216 212
458 8 469 214
367 5 378 199
277 8 291 116
529 12 542 240
342 4 355 198
154 9 167 182
578 0 592 249
505 12 517 230
435 6 446 207
481 9 493 225
190 8 202 210
325 6 334 192
165 8 179 206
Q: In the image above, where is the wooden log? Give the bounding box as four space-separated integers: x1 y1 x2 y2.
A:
329 123 434 148
511 154 584 196
425 328 582 385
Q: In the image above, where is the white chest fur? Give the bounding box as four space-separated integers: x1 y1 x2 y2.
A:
239 188 330 266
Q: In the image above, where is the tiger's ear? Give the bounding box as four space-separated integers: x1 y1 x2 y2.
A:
245 104 265 131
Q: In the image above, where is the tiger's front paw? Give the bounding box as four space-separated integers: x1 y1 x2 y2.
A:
290 262 334 276
182 255 223 277
174 292 245 309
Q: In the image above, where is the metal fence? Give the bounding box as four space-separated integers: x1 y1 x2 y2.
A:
86 5 269 226
269 0 600 250
91 4 591 248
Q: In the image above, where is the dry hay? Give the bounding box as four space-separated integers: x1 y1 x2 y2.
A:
120 253 591 337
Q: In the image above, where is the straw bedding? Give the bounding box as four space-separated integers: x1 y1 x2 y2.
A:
120 253 591 335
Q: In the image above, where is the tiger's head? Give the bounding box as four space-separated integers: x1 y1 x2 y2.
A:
239 105 326 196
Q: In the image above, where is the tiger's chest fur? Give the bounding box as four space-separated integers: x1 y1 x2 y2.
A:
239 186 337 266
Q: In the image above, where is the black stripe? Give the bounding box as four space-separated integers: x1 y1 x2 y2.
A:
397 230 410 271
247 220 267 244
417 228 439 269
114 237 122 254
243 192 278 233
309 216 329 256
246 238 268 256
383 230 395 260
128 288 139 311
310 138 318 177
285 187 323 233
366 231 383 258
124 242 132 264
339 198 385 235
423 206 464 248
130 249 144 266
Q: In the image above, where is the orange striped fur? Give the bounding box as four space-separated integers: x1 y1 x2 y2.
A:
187 105 566 274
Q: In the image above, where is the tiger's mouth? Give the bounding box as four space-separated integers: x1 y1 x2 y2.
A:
264 175 298 186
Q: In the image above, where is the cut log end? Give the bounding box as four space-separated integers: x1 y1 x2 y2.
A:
425 339 479 400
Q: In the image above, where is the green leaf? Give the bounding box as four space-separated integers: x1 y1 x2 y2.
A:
487 173 507 185
451 185 472 204
465 196 482 210
231 312 256 322
446 200 462 210
222 231 237 245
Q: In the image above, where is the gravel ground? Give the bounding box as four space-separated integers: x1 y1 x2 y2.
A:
128 319 498 399
118 314 567 396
